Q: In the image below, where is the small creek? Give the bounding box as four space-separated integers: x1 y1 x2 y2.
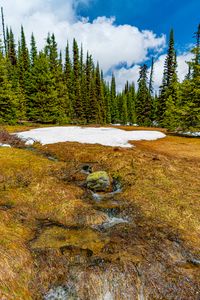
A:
26 158 200 299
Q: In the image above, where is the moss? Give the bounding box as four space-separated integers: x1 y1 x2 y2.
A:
31 227 110 254
87 171 109 182
86 171 111 191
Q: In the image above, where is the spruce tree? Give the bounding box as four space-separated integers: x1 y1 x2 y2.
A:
103 82 111 124
110 73 119 123
64 42 73 109
73 39 83 122
95 63 106 123
136 64 152 125
7 28 17 66
126 82 136 124
26 52 58 122
0 49 18 124
192 24 200 79
30 33 37 66
149 57 154 95
158 29 177 124
121 93 128 124
18 26 30 94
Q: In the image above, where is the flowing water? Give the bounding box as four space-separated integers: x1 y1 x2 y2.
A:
28 164 200 300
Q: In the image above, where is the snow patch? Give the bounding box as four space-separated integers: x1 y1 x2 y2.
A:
182 132 200 137
0 143 11 148
16 126 166 148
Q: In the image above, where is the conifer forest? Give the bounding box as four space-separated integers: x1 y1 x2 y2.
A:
0 18 199 130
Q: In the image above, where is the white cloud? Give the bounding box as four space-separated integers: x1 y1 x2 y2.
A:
1 0 165 73
110 51 194 92
105 65 141 92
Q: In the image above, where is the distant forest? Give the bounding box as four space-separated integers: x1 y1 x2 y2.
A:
0 9 199 130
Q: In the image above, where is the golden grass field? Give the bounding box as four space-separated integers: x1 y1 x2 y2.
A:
0 125 199 299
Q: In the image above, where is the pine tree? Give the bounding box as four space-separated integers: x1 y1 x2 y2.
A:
0 49 18 124
102 75 111 124
180 25 200 129
18 26 30 94
73 39 83 122
192 24 200 78
7 28 17 66
149 57 154 95
64 41 73 109
121 93 128 124
136 64 152 125
110 73 119 123
127 82 136 124
30 33 37 66
1 7 7 55
26 52 59 122
158 29 177 124
95 63 106 123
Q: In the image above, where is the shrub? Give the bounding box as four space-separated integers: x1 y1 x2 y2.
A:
0 128 26 148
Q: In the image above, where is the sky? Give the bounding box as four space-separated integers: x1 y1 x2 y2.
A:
1 0 199 91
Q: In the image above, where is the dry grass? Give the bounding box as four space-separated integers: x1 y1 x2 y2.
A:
0 128 199 299
43 137 200 247
133 135 200 160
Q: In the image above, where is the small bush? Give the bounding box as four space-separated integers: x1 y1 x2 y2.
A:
0 128 26 148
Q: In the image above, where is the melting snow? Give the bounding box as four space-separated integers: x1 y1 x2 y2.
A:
182 132 200 137
0 143 11 148
17 126 166 148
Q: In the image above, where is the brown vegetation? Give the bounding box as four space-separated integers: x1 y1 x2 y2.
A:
0 127 199 299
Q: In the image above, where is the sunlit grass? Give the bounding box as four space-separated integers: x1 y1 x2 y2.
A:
0 128 199 298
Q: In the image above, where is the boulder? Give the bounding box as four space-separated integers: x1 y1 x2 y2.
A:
86 171 111 192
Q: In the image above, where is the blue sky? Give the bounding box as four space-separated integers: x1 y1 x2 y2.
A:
78 0 200 50
2 0 199 90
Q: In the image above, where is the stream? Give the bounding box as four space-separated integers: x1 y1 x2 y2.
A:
27 159 200 300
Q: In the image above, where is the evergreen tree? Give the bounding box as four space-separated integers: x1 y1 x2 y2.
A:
30 33 37 66
121 93 128 124
26 52 58 122
103 80 111 124
73 39 83 121
136 64 152 125
192 24 200 78
64 41 73 107
110 73 119 123
0 49 18 123
95 63 106 123
18 26 30 94
7 28 17 66
158 29 177 123
127 82 136 124
1 7 7 55
149 57 154 95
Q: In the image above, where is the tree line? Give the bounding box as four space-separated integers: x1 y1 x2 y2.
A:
0 18 199 130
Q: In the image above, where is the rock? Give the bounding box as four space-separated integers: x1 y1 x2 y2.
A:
86 171 111 192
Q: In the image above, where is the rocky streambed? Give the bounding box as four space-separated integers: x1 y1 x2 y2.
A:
27 164 200 300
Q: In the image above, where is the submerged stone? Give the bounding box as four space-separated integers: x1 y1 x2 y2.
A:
86 171 111 192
